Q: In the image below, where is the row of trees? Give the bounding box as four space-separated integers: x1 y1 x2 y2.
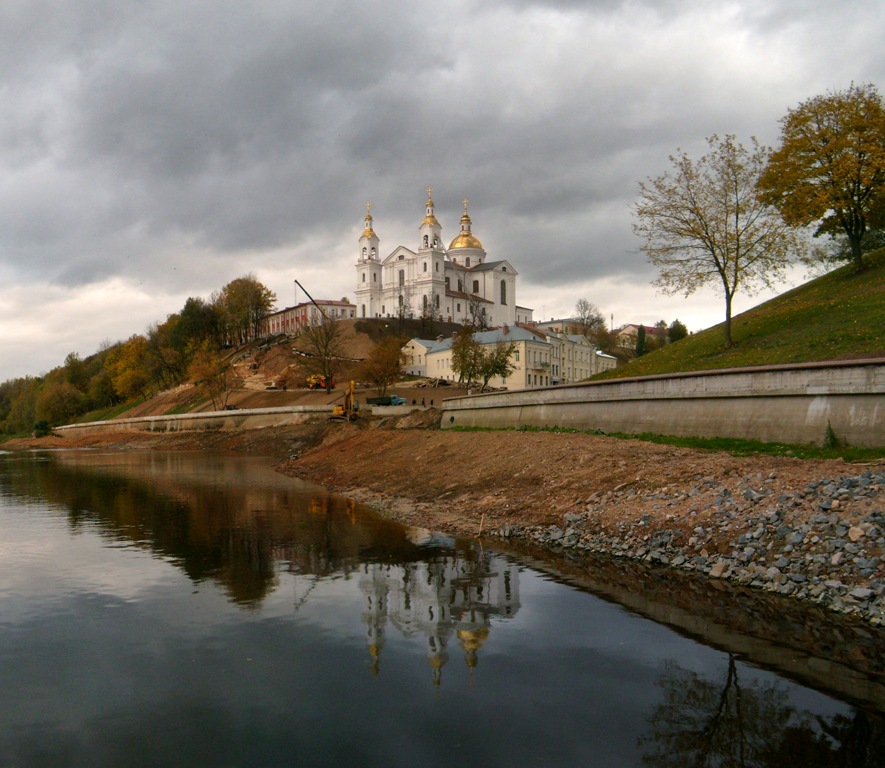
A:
0 274 276 434
635 83 885 347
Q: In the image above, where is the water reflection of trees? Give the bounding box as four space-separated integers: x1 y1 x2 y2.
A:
3 454 461 605
641 655 885 767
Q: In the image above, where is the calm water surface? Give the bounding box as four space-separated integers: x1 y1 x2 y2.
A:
0 450 882 768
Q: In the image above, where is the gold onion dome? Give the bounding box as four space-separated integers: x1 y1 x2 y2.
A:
361 201 376 239
449 198 483 249
422 187 440 228
448 231 483 249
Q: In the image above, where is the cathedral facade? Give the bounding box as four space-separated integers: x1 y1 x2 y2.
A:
354 190 533 327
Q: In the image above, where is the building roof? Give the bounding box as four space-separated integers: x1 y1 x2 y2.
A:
424 325 547 353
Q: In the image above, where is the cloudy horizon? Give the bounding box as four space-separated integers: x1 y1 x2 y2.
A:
2 0 883 381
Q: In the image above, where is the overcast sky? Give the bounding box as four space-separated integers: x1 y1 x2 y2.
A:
1 0 883 381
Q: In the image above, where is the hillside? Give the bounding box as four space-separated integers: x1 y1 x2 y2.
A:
596 249 885 379
114 319 469 420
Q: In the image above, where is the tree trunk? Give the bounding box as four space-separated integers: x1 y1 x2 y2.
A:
849 234 866 273
723 292 734 348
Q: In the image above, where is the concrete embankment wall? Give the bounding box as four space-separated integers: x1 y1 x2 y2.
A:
55 405 333 437
440 359 885 448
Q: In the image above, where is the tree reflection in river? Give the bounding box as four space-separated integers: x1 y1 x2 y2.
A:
641 655 885 767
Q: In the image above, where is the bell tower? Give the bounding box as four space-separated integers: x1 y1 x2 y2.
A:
355 202 381 318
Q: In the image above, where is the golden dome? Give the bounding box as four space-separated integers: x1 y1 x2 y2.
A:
361 201 377 240
448 232 483 250
422 213 440 228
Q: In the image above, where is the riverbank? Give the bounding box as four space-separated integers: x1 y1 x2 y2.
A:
6 418 884 624
274 425 885 625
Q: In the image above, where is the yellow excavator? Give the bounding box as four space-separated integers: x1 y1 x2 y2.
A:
329 381 359 421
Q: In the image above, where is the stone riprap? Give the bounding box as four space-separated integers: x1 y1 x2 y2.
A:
496 470 885 625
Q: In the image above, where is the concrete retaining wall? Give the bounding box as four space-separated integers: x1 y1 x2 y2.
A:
55 405 333 437
440 359 885 448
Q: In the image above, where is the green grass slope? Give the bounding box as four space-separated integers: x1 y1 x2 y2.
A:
596 248 885 379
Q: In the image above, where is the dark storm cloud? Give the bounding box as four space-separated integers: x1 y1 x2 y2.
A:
1 0 883 380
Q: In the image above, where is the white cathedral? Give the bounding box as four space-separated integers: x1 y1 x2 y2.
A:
354 189 533 326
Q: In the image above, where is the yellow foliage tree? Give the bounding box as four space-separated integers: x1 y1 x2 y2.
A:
758 83 885 273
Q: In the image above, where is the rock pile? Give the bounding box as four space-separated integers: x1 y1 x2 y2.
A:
499 469 885 625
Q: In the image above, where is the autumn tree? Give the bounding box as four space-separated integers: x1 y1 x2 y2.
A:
477 341 517 391
105 336 152 401
35 381 86 426
573 299 606 341
300 315 344 393
360 336 406 396
215 274 276 346
450 325 484 385
188 340 241 410
758 83 885 273
634 134 802 347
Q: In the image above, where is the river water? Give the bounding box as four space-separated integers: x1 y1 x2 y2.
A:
0 449 882 767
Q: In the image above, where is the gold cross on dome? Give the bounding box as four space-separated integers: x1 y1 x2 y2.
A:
365 201 371 215
463 198 469 212
426 186 433 202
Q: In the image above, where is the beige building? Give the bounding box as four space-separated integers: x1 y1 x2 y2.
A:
409 324 615 390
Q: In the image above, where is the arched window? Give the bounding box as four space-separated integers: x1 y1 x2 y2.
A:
500 279 507 305
370 247 376 257
362 247 367 258
472 279 479 294
423 295 428 309
457 279 462 292
398 294 403 307
398 269 405 286
434 294 439 308
423 235 429 247
466 257 471 267
423 262 427 272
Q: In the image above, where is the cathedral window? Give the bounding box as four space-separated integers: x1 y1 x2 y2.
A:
434 294 439 308
466 257 471 267
435 262 439 272
362 247 367 258
423 262 427 272
457 279 462 292
371 247 376 257
423 235 429 247
472 279 479 294
398 254 404 260
445 277 450 289
456 303 461 312
373 273 377 282
500 280 507 305
423 295 428 309
398 269 405 286
361 273 365 282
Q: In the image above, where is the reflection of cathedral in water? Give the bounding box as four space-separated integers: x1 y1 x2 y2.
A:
359 550 520 685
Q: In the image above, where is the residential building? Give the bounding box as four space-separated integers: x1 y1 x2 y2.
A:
410 323 615 391
261 299 355 337
354 190 533 327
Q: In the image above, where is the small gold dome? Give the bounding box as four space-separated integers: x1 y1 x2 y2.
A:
422 213 440 228
448 232 483 250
